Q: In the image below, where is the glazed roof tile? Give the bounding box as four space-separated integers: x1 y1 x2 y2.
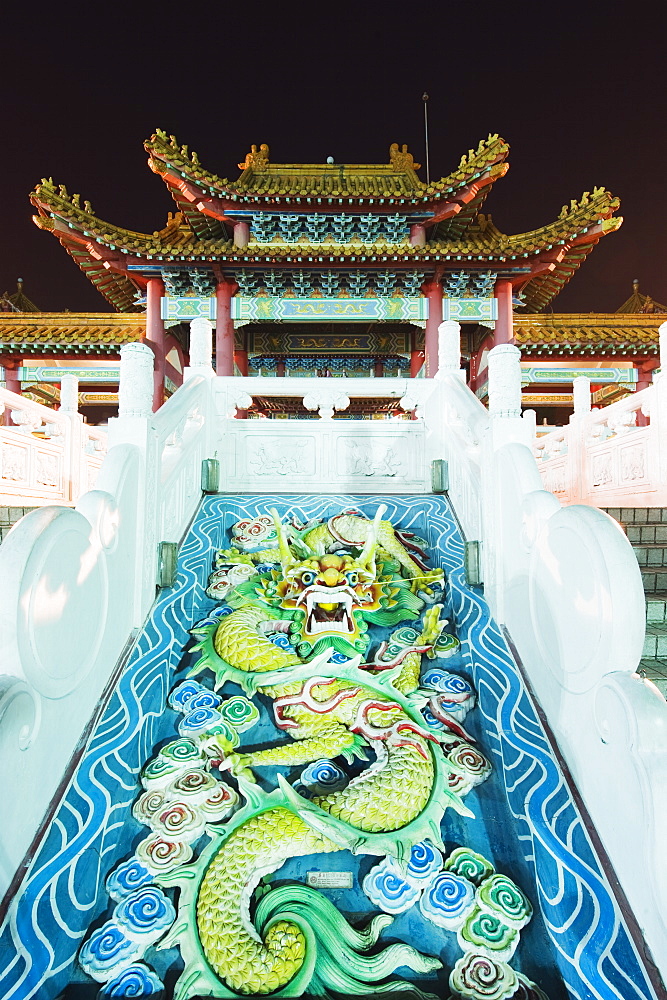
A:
0 313 145 354
145 130 509 208
29 142 621 313
513 313 663 355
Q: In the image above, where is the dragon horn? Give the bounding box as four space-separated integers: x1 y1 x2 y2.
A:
269 507 295 570
358 504 387 572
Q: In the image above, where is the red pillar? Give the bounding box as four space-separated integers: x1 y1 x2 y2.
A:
3 361 21 424
409 330 422 376
234 349 248 376
493 279 513 346
424 281 442 378
636 360 659 392
233 325 249 377
4 361 21 395
468 351 478 393
146 277 166 411
410 352 424 377
216 281 235 376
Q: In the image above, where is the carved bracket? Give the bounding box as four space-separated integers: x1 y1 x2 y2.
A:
302 389 350 420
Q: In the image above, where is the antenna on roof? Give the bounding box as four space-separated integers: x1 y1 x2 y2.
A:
422 93 430 185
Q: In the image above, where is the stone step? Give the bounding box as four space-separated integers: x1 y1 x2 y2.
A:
647 592 667 624
604 507 667 525
643 624 667 658
640 568 667 594
632 543 667 568
0 506 37 543
626 524 667 544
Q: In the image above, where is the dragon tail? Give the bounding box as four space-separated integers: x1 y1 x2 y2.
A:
164 805 439 999
255 882 440 998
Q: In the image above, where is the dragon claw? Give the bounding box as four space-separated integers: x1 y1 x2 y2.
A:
340 733 369 763
218 752 256 783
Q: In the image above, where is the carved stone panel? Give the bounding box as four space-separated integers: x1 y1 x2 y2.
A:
620 444 646 482
543 463 567 494
36 451 60 488
591 452 613 488
244 435 316 478
336 437 406 479
2 443 28 482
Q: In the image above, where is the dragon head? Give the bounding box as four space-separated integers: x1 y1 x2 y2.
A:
268 506 385 658
278 551 383 656
224 508 427 661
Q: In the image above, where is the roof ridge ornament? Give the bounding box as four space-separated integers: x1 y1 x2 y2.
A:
388 143 421 172
238 144 270 171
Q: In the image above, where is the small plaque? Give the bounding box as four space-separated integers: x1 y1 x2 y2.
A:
306 870 353 889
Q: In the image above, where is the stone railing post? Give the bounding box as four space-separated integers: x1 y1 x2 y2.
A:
117 342 154 419
185 318 215 380
59 374 79 413
107 340 160 624
488 343 522 419
483 343 527 620
523 407 537 446
573 375 591 416
567 376 591 503
436 320 464 379
59 373 83 503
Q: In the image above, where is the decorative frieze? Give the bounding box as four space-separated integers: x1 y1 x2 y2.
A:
230 270 425 299
249 213 411 245
161 296 216 324
162 268 216 297
442 297 498 324
443 270 496 298
232 295 427 324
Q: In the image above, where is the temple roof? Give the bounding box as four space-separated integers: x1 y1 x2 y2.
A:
513 313 664 356
145 130 509 211
616 279 667 314
29 133 622 313
1 279 39 313
0 311 661 365
0 313 146 355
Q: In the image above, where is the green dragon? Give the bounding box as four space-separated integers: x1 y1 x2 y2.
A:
157 508 490 999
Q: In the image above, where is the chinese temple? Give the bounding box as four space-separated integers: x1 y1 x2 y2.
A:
4 132 667 1000
20 131 629 417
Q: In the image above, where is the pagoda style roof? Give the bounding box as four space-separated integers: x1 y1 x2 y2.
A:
616 279 667 314
145 130 509 224
513 313 663 357
1 279 39 313
29 133 621 313
0 313 146 355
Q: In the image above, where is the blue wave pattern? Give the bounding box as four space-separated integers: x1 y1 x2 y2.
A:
99 962 164 997
0 495 222 1000
0 492 658 1000
425 498 658 1000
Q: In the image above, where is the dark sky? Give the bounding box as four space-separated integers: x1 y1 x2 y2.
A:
3 2 666 314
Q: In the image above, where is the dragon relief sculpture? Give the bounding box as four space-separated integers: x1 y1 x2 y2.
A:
83 507 545 1000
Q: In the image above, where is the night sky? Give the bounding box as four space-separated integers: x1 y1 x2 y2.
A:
3 3 666 314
